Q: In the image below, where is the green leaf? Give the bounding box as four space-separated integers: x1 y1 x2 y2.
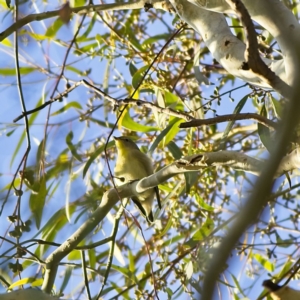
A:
142 34 171 47
184 171 199 195
65 66 87 76
184 218 214 248
77 16 96 41
36 139 44 165
110 265 139 283
195 194 214 212
166 141 198 194
122 13 144 52
270 95 282 118
0 67 35 76
51 101 82 116
89 117 115 128
275 231 293 248
253 253 274 272
219 95 249 149
75 42 99 55
46 152 71 180
167 141 183 159
83 140 115 179
277 260 293 278
74 0 86 7
68 250 81 260
59 266 74 294
157 217 173 238
6 128 16 137
132 65 150 89
45 18 63 38
88 248 97 280
191 217 214 241
258 104 273 152
231 17 245 41
121 110 158 132
230 273 246 297
66 131 82 162
41 205 75 241
128 249 135 273
9 277 41 289
103 59 111 96
149 118 181 154
29 175 47 229
164 118 184 145
129 62 138 77
26 31 50 41
1 37 12 47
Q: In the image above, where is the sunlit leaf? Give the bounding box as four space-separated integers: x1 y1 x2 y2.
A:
195 194 214 212
0 67 35 76
9 277 42 289
253 253 275 272
51 101 82 116
132 65 151 89
88 248 97 280
142 34 171 46
45 18 64 38
191 217 214 241
149 117 181 154
29 175 47 229
277 260 293 278
121 110 158 132
1 37 12 47
185 261 193 280
68 250 81 260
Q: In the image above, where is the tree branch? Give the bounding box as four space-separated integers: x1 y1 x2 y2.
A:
179 113 278 129
41 148 300 292
0 0 167 41
225 0 291 98
169 0 291 96
13 79 194 123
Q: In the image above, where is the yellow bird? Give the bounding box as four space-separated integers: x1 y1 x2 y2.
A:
113 136 161 222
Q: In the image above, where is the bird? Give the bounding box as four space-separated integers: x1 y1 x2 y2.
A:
113 136 161 223
263 280 300 300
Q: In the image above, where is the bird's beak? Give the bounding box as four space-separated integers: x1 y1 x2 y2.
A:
113 136 120 141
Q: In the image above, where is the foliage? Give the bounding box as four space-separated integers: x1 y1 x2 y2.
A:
0 0 300 299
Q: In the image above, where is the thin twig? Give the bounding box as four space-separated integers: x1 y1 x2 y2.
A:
81 250 92 300
12 1 32 272
13 82 81 122
97 206 123 298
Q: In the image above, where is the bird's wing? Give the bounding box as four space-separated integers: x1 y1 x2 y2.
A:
154 186 161 209
131 196 154 223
